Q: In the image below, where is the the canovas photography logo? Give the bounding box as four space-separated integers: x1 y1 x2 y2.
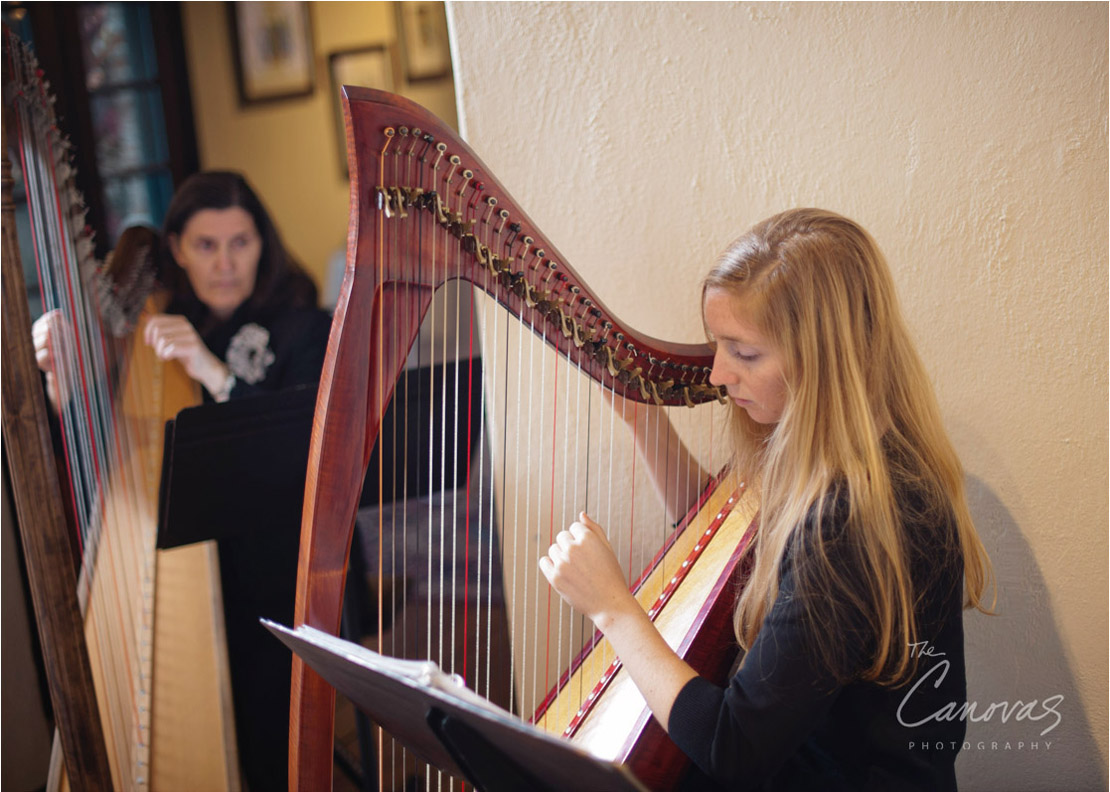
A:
897 640 1063 752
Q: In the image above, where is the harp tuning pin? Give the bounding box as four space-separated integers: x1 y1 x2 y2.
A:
569 285 581 294
449 154 461 164
589 307 601 318
499 209 510 219
436 142 447 152
463 169 473 179
510 222 522 232
603 321 613 330
523 235 534 246
615 332 625 341
626 342 636 352
385 127 396 137
536 249 546 258
547 261 558 269
413 127 423 137
582 297 593 307
487 196 499 206
399 126 410 136
423 133 434 143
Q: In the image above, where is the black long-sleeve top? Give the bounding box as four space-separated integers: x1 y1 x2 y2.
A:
668 484 967 791
168 298 332 401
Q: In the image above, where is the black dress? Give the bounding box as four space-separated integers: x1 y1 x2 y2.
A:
668 483 967 791
180 300 332 792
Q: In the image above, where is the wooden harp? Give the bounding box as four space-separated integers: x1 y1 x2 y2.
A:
1 31 238 791
290 88 759 791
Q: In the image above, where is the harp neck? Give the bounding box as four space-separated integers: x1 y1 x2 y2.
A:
341 86 725 409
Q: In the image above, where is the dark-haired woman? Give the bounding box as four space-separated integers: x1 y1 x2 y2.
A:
35 170 331 405
35 171 331 791
146 169 331 402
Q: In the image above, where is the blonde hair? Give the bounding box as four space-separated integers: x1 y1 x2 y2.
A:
704 209 993 685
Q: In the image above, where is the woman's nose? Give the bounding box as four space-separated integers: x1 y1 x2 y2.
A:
214 246 234 271
708 350 735 387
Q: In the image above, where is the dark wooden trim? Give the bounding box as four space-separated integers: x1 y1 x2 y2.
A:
150 1 200 183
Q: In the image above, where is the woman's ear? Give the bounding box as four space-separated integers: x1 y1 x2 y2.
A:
167 233 183 267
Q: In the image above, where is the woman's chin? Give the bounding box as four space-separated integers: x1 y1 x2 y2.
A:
203 296 246 321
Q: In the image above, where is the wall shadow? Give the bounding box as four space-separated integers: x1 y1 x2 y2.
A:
957 475 1105 791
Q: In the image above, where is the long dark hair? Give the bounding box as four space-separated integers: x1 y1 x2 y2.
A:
159 171 317 329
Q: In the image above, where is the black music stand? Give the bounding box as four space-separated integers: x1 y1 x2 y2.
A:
157 383 318 550
264 621 650 792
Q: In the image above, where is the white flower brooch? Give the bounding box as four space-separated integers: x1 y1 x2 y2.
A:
226 323 276 385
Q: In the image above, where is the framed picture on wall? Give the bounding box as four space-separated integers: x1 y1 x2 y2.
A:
395 1 452 82
229 2 315 105
329 46 398 175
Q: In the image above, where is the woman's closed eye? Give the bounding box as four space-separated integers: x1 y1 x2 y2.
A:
729 344 761 362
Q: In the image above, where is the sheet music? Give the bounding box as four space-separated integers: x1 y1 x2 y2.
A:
284 623 508 717
264 620 650 792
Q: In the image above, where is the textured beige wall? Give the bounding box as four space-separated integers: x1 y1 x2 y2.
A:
181 1 457 295
448 3 1108 789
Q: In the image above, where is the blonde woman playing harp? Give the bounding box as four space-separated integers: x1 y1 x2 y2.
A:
543 208 993 791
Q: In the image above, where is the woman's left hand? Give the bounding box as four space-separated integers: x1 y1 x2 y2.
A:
143 314 230 399
540 513 638 632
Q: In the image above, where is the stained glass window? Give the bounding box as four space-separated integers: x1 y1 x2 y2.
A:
77 2 174 244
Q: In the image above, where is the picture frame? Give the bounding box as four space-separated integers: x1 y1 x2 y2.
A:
329 46 398 175
229 2 315 105
394 1 452 82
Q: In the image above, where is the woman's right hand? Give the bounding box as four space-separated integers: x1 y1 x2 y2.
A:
32 310 69 410
143 314 232 401
540 512 635 630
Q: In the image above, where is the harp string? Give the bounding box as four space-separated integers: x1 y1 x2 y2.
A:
523 289 538 715
376 128 391 792
387 131 400 790
603 373 617 675
425 149 437 675
484 256 501 704
542 332 560 704
559 316 576 722
448 162 464 681
406 131 424 790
